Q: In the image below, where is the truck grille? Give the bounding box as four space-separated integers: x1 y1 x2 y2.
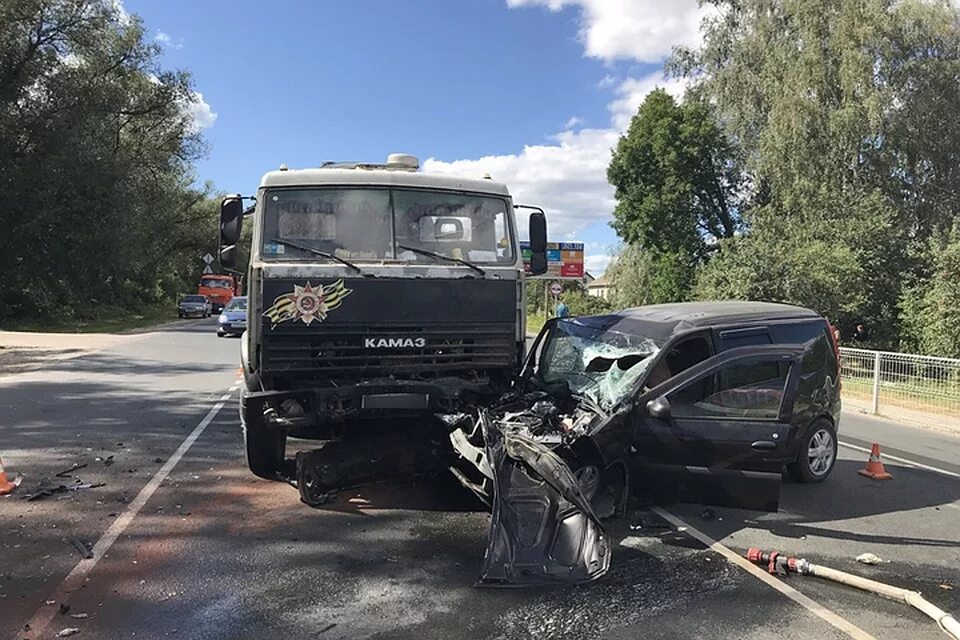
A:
262 323 517 376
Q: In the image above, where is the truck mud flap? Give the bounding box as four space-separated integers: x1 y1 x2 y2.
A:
476 411 610 587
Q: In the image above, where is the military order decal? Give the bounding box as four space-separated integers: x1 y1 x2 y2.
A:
263 280 352 327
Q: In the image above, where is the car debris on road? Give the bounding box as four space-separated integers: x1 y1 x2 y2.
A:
24 481 105 501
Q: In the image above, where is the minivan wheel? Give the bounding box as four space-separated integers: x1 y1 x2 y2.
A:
242 400 286 479
788 419 837 483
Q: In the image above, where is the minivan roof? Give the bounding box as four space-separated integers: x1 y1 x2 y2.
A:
568 301 822 345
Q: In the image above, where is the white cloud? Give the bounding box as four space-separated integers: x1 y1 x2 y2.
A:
585 253 613 275
184 91 217 131
596 74 617 89
609 73 688 130
109 0 131 26
424 127 619 238
507 0 712 63
154 30 184 49
424 70 682 240
425 2 703 248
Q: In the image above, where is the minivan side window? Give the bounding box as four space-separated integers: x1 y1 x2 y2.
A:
717 327 771 350
666 356 790 420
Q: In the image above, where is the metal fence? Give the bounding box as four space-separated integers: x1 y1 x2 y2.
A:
839 347 960 417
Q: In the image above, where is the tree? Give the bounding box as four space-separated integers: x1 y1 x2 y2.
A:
607 89 744 304
608 90 743 254
899 223 960 357
0 0 214 324
605 243 696 307
673 0 960 349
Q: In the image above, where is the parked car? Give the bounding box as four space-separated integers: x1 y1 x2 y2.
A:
447 301 842 585
217 296 247 337
178 294 211 319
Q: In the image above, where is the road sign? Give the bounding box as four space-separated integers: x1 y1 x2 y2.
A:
202 253 214 265
550 283 563 296
202 265 214 274
521 241 584 279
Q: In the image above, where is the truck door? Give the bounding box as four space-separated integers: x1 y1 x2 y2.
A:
630 345 804 512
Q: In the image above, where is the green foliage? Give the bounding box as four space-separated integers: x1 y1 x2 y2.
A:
608 90 743 261
564 287 613 317
631 0 960 352
898 224 960 357
0 0 222 325
606 243 695 308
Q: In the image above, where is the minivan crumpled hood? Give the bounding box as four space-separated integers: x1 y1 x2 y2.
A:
473 409 610 587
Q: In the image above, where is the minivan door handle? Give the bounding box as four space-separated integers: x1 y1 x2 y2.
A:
751 440 777 451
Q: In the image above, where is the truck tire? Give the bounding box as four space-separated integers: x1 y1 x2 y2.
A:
241 397 286 479
787 418 837 483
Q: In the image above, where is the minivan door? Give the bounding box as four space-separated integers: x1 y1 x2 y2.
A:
630 345 804 512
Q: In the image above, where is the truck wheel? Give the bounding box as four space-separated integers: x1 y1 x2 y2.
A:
787 419 837 483
242 399 286 479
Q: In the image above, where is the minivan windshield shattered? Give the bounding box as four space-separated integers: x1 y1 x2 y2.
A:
537 318 660 408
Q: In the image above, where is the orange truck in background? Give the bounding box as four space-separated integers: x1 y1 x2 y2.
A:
198 274 239 312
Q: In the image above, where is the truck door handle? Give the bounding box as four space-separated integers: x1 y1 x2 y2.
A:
751 440 777 451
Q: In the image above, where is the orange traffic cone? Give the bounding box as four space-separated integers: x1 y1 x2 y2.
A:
0 457 21 495
857 443 893 480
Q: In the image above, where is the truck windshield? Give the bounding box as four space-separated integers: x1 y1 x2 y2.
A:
200 278 232 289
260 188 514 264
538 318 661 408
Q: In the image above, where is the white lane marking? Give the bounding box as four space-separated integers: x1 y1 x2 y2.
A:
839 441 960 478
650 507 878 640
19 389 236 640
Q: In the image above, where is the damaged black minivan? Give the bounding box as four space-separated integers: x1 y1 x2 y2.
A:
447 301 841 586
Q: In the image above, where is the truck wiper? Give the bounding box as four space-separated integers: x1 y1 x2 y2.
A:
397 244 485 276
269 238 364 275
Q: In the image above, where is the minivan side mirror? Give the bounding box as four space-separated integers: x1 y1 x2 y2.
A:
646 396 671 420
219 196 244 267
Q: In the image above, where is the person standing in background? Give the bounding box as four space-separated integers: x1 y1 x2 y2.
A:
853 323 869 343
555 296 569 318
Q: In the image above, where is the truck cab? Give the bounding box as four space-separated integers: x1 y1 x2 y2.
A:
219 153 548 477
198 274 239 312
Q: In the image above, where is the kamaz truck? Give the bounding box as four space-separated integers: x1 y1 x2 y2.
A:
218 153 547 479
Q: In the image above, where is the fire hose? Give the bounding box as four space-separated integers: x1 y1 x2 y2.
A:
746 548 960 639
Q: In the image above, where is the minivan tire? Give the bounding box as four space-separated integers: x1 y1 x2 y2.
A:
788 418 838 483
242 399 286 479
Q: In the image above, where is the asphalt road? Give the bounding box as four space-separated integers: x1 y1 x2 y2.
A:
1 319 958 640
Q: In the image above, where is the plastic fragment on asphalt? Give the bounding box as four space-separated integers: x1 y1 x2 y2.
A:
942 584 954 591
57 628 80 637
700 509 716 521
70 613 89 619
856 553 886 565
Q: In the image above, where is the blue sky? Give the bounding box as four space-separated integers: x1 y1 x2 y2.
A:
126 0 706 274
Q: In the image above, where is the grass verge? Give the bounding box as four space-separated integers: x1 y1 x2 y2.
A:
526 313 547 336
1 301 178 334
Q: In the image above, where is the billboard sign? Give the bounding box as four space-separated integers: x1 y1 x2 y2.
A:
521 241 584 279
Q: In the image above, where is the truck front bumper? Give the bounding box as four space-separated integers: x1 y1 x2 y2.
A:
242 378 497 429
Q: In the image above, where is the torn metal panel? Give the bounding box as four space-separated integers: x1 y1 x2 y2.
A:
476 410 611 587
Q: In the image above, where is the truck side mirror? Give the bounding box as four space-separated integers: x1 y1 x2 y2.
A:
219 196 244 268
528 210 547 276
646 396 671 420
